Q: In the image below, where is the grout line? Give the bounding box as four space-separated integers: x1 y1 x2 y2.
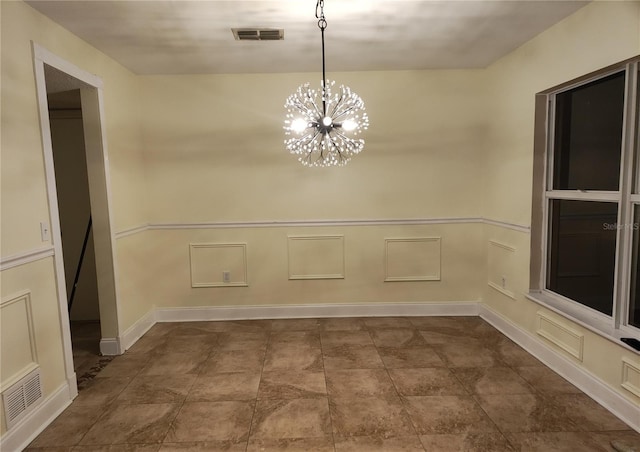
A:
318 320 338 452
244 322 271 451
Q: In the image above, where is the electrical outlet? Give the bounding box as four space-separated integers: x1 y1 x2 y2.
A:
223 271 231 283
40 222 50 241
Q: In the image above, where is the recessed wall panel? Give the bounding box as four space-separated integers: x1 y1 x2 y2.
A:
384 237 441 282
536 311 584 361
1 291 38 388
621 358 640 398
488 240 516 299
288 235 345 280
190 243 248 287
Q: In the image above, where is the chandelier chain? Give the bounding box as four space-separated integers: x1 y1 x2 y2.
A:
316 0 327 116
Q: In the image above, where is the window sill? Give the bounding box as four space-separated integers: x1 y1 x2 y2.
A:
526 291 640 356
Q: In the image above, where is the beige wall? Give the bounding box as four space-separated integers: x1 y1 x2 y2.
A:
140 70 486 223
1 0 145 436
128 69 489 331
2 0 640 441
482 0 640 408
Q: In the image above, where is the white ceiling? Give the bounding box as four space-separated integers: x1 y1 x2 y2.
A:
26 0 588 75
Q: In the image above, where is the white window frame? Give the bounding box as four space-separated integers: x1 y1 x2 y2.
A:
529 57 640 348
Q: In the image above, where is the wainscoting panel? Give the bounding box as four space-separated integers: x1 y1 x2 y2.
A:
189 243 248 287
621 358 640 398
384 237 441 282
487 239 516 299
287 235 345 280
0 291 38 388
536 310 584 361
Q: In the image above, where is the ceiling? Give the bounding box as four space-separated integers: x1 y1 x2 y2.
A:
26 0 588 75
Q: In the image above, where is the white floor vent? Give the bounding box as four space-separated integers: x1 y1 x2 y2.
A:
2 367 43 430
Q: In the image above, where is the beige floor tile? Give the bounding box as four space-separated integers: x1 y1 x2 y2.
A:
329 396 414 438
257 370 326 399
80 403 179 445
72 377 132 406
321 331 373 347
159 441 246 451
271 319 320 331
29 316 633 452
403 395 498 434
151 334 218 355
513 366 581 394
378 347 445 368
319 318 367 332
322 344 384 369
552 393 631 431
97 354 151 378
432 343 506 368
28 404 107 447
419 330 484 346
188 372 260 401
419 433 515 451
221 320 272 333
334 435 425 451
165 401 254 443
126 334 166 355
452 367 534 395
369 329 427 348
269 331 321 347
505 432 609 451
200 349 265 374
326 369 396 398
588 430 640 451
216 332 269 351
475 393 579 432
263 344 323 371
167 322 228 336
363 317 414 329
71 445 162 451
246 437 334 451
139 351 207 376
493 339 543 367
25 447 74 452
117 374 196 404
250 398 331 439
389 368 467 396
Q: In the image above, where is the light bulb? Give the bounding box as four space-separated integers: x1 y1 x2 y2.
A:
291 118 308 133
322 116 333 127
342 119 357 131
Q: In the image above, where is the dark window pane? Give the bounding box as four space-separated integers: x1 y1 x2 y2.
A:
630 205 640 328
553 72 625 191
547 200 617 315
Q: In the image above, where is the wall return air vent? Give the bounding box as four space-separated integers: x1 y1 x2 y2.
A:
232 28 284 41
2 367 43 430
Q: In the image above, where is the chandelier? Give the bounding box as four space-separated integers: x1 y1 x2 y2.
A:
284 0 369 167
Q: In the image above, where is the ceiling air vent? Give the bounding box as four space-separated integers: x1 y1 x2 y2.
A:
232 28 284 41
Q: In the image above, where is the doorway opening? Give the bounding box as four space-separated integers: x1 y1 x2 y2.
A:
47 86 109 387
34 44 122 396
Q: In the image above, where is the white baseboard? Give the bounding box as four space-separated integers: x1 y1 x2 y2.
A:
479 304 640 433
155 301 480 323
120 308 156 352
99 337 121 356
0 382 72 452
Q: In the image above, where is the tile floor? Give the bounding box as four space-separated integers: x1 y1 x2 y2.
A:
27 316 640 451
70 321 114 389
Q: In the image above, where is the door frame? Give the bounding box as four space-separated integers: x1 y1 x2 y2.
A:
32 43 123 395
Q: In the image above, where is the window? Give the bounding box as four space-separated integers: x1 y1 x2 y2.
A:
532 57 640 342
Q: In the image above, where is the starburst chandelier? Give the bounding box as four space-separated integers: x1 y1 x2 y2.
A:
284 0 369 167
